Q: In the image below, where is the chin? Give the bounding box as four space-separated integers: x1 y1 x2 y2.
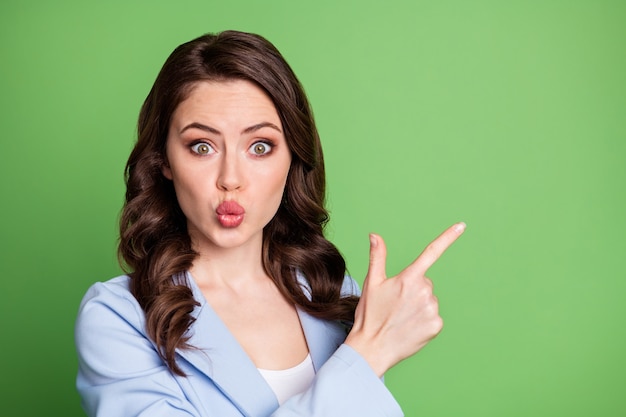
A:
204 228 263 251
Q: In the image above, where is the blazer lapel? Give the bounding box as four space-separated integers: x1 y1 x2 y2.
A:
297 308 347 372
176 273 279 417
175 272 350 415
295 270 351 371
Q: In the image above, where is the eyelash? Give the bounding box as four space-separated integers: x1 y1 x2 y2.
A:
249 140 274 156
189 141 215 155
188 139 275 156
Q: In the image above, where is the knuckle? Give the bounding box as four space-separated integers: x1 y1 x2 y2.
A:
424 241 440 257
425 297 439 315
432 316 444 333
398 275 417 293
419 285 433 300
421 247 435 264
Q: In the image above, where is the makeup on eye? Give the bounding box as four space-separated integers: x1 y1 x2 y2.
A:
249 140 274 156
187 138 276 157
190 141 215 155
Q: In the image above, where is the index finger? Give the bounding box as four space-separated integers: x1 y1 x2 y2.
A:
405 222 466 276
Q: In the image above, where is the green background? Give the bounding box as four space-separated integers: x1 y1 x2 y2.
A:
1 1 624 416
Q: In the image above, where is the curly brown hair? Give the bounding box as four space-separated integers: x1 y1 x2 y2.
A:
118 30 358 376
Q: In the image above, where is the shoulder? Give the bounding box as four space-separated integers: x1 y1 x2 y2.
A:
75 277 206 415
75 275 162 383
75 275 140 322
74 276 148 363
76 275 142 324
296 272 361 299
340 275 361 297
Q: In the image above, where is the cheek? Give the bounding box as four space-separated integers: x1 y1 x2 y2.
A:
264 174 288 206
272 162 291 197
259 164 291 212
169 171 210 215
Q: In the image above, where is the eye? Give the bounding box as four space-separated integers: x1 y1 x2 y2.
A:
190 142 214 155
249 141 273 156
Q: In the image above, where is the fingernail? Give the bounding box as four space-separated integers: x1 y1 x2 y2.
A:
369 233 378 247
454 222 466 233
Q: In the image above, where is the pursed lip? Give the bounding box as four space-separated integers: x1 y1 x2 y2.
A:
216 200 245 228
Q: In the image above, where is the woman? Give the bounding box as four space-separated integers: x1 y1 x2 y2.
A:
75 30 465 416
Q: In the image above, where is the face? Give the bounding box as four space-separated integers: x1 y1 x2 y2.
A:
163 80 291 254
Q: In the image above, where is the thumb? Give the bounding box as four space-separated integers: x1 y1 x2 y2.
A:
364 233 387 288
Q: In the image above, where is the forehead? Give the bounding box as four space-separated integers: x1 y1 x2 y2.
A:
171 80 281 126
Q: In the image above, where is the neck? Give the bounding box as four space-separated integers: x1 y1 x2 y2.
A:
189 235 268 291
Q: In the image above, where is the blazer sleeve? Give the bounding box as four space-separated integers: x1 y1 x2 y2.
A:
270 276 403 416
75 278 202 417
75 276 403 417
273 344 403 416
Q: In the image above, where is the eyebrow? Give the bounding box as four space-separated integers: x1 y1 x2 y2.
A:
180 122 282 135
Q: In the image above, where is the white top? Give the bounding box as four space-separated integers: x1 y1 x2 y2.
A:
257 354 315 405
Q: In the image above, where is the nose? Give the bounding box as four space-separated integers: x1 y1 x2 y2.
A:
216 152 244 191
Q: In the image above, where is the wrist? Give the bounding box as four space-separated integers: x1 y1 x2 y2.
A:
344 332 390 377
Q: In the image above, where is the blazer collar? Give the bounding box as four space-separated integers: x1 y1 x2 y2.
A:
176 272 347 417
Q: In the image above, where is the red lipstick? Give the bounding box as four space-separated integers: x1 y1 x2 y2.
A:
216 201 245 228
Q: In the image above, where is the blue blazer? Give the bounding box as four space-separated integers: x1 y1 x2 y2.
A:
75 273 403 416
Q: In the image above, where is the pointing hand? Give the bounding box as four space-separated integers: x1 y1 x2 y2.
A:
345 222 466 376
